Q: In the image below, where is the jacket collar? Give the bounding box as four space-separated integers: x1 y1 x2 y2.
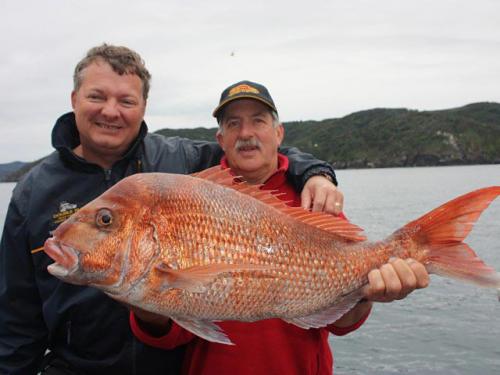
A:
51 112 148 169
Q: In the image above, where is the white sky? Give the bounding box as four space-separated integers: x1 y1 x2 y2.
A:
1 0 499 163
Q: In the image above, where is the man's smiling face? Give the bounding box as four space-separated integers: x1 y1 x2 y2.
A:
71 59 146 166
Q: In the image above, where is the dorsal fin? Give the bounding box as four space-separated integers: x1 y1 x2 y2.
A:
192 166 237 185
192 167 366 242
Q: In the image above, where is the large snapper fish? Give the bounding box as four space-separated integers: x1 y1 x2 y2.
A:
44 168 500 345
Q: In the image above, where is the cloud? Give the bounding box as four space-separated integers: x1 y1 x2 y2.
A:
1 0 499 162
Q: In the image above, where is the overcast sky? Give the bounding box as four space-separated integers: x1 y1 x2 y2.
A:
1 0 499 163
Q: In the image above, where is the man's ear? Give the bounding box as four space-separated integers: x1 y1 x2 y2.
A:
71 91 76 109
216 129 225 151
276 123 284 147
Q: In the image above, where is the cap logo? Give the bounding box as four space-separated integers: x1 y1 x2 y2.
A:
228 84 259 97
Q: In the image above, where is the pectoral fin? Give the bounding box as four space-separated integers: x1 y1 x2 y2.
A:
173 317 234 345
155 262 273 293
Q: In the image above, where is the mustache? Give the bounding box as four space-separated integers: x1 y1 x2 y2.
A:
234 138 261 151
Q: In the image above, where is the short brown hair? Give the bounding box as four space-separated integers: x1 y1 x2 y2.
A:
73 43 151 100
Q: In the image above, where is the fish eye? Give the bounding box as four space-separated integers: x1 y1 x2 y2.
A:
96 209 113 227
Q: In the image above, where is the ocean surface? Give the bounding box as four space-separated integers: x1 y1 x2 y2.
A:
0 164 499 374
332 165 500 375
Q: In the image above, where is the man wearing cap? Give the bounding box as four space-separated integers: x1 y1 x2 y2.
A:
0 42 347 375
129 81 430 375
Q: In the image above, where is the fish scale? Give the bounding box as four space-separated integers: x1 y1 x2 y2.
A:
43 169 500 345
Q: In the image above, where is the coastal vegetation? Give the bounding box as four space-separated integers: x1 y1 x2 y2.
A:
2 102 499 182
159 102 500 168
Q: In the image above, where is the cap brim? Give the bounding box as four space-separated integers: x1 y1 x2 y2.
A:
212 95 277 118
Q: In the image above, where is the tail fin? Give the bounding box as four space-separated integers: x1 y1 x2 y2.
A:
392 186 500 288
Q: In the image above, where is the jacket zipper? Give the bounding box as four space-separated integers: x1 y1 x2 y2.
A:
104 169 112 181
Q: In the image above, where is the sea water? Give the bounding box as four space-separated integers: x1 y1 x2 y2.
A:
0 165 499 374
332 165 500 375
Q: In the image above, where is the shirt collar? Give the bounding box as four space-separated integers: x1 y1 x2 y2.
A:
220 153 289 189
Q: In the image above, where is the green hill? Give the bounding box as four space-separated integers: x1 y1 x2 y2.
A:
283 102 500 168
0 161 26 181
2 102 499 182
1 158 45 182
156 127 217 142
157 102 500 169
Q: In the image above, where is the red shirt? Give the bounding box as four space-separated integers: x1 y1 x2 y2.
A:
131 154 369 375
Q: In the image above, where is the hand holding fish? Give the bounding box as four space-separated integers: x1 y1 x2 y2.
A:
330 258 430 328
301 175 344 215
362 258 430 303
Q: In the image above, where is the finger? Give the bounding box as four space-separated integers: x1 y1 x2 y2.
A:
390 258 417 298
311 189 326 212
335 191 344 215
406 258 430 289
379 263 402 301
364 269 386 301
324 191 343 215
301 188 313 210
323 193 337 215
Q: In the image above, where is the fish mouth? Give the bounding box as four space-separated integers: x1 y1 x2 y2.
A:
44 237 79 278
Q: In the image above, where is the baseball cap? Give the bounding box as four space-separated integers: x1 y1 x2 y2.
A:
212 80 277 119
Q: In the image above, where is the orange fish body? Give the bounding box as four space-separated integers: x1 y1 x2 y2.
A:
44 168 500 344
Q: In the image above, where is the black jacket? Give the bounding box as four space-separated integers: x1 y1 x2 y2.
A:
0 112 336 374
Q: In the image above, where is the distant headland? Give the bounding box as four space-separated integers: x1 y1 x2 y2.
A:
2 102 499 182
